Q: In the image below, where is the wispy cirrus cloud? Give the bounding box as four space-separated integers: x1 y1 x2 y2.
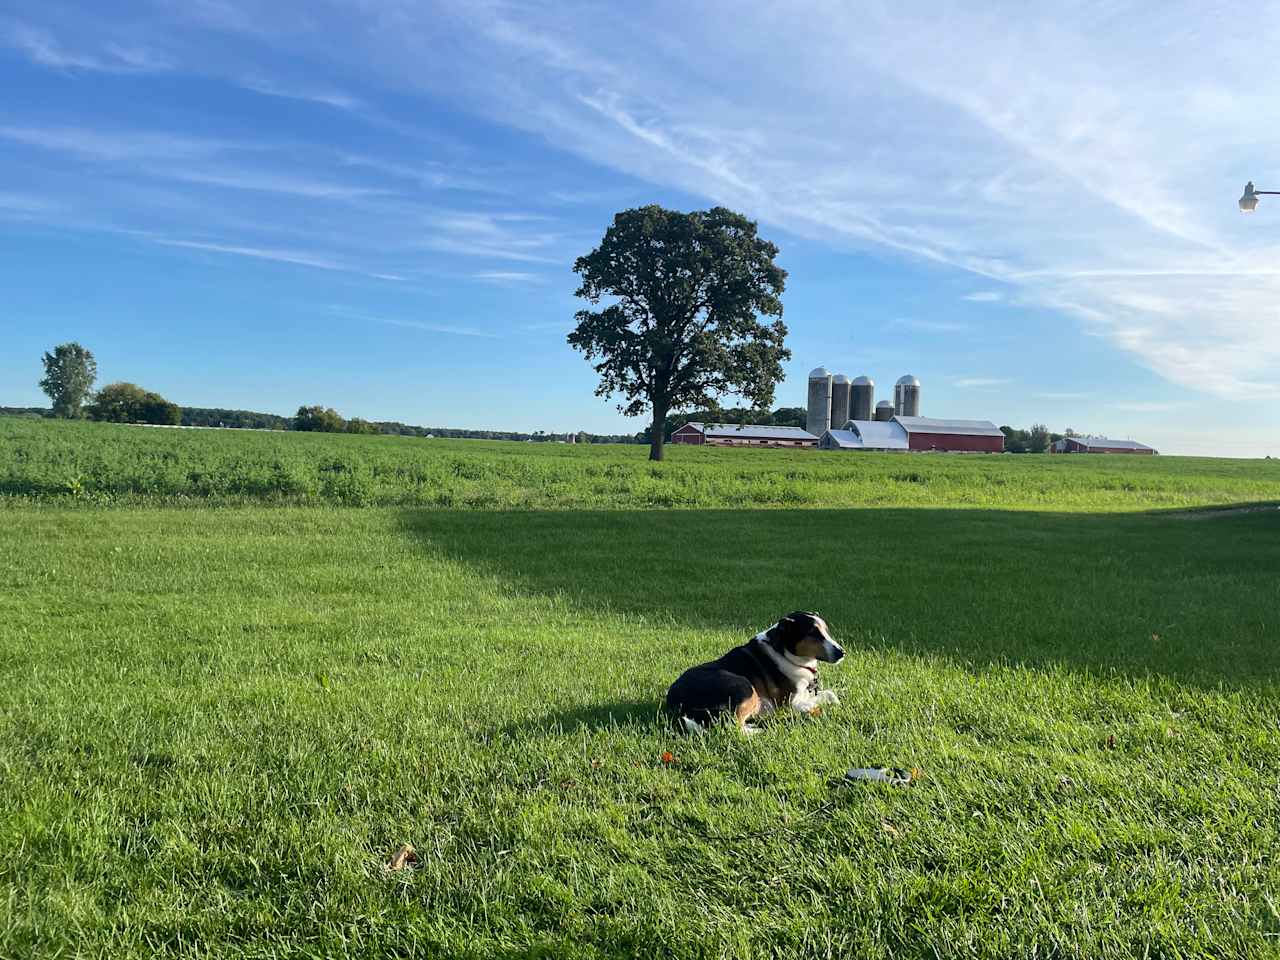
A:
238 76 363 111
4 22 171 73
962 291 1003 302
953 377 1012 389
148 237 401 282
473 270 543 284
332 308 500 339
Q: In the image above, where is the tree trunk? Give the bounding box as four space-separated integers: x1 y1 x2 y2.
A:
649 407 668 461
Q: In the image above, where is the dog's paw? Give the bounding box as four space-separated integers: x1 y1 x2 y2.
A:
817 689 841 706
741 723 762 736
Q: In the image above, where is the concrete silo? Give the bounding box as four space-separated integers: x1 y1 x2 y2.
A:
806 367 833 435
874 400 895 422
830 375 851 429
850 376 874 421
894 375 921 417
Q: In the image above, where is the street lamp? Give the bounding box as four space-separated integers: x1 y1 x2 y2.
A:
1240 180 1280 212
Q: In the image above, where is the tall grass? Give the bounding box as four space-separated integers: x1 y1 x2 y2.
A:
3 417 1277 510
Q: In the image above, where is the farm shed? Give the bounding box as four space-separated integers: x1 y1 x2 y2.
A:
670 422 819 448
819 419 910 451
893 416 1005 453
1053 437 1156 455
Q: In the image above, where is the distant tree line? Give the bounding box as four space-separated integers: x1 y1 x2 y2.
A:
20 342 637 442
1000 424 1085 453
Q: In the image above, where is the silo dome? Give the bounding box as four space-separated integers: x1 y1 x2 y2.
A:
849 375 875 421
829 375 852 427
893 375 921 417
806 367 833 434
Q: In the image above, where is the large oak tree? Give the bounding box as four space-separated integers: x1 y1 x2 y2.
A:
568 205 789 461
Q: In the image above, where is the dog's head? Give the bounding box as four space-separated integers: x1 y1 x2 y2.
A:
765 611 844 664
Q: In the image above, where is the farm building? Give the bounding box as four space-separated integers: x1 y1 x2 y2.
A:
822 416 1004 453
1052 436 1156 455
670 422 819 448
819 419 910 451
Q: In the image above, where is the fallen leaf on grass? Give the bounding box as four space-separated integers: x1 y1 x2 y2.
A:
880 820 900 838
660 751 677 765
386 844 418 872
1056 776 1075 793
590 759 603 769
1102 734 1116 751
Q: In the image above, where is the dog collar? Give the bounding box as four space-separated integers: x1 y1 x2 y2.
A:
798 664 818 677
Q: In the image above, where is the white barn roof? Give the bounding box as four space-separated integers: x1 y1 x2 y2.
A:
822 420 909 450
894 416 1003 438
681 422 818 440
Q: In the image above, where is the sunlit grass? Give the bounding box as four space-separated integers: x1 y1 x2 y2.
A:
2 416 1278 511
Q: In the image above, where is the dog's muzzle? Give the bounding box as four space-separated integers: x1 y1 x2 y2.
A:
821 639 845 663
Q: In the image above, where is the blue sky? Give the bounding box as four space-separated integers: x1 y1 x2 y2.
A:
2 2 1278 455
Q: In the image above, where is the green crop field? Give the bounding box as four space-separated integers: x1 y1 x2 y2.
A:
2 417 1279 958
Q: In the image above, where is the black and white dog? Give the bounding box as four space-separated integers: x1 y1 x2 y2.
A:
665 612 844 734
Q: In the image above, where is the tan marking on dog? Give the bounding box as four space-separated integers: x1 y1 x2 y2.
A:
734 690 762 729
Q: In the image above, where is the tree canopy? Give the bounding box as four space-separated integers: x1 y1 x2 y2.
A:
88 382 181 425
39 343 97 418
294 406 346 433
568 205 789 460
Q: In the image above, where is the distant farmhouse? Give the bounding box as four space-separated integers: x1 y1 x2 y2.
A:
1052 436 1157 455
671 422 818 448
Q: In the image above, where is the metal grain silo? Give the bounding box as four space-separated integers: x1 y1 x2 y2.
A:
850 375 874 421
830 374 851 429
874 400 895 422
894 375 921 417
806 367 832 435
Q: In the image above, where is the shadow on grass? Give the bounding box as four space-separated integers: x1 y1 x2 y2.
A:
400 507 1280 689
497 699 666 739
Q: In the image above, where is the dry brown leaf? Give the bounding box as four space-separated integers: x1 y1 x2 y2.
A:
387 843 418 872
880 820 900 837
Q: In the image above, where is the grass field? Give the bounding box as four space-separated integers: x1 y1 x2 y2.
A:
3 418 1280 958
4 416 1279 510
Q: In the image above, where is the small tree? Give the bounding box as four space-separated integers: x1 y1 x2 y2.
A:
294 406 346 432
88 382 181 424
87 382 148 422
568 205 789 461
345 417 378 435
137 391 182 425
40 342 97 418
1028 423 1050 453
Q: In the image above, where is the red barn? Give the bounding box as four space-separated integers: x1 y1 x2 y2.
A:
670 422 819 448
1052 437 1156 455
894 416 1004 453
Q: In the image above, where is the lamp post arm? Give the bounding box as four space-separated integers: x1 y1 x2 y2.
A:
1255 190 1280 196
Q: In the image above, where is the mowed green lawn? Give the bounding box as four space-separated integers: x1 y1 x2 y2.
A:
3 486 1280 956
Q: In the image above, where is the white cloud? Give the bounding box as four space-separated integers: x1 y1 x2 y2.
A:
238 76 363 111
473 271 542 284
962 291 1003 302
953 377 1012 389
332 308 499 339
148 237 399 281
4 22 171 72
